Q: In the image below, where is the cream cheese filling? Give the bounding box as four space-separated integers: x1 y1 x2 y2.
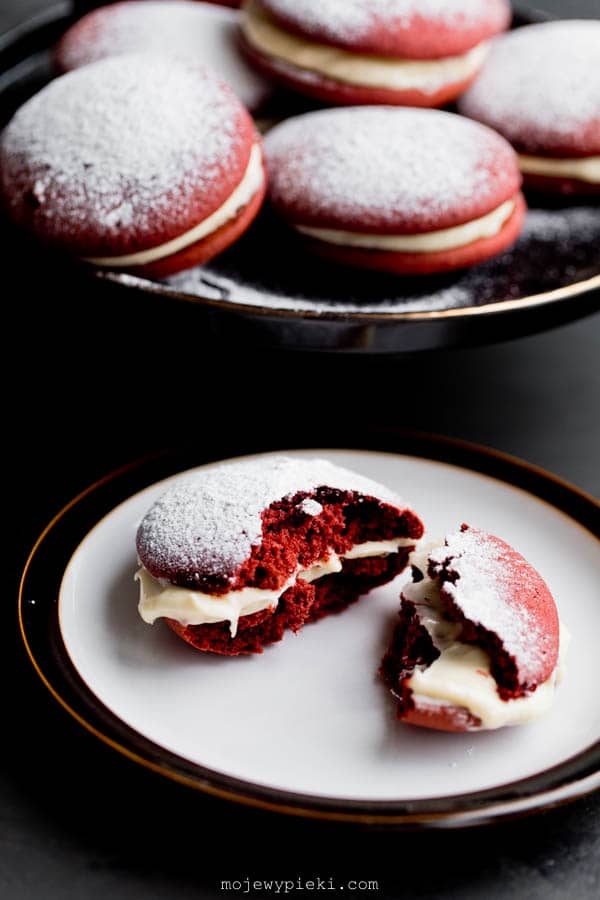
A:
297 199 515 254
403 577 569 730
518 153 600 184
137 537 413 637
243 0 489 93
85 143 264 268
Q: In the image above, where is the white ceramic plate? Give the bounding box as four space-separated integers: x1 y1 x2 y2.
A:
20 442 600 825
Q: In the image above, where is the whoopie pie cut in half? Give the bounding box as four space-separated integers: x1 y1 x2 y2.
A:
136 456 424 655
382 525 568 732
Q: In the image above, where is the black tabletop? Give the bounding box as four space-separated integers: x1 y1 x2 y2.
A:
5 2 600 899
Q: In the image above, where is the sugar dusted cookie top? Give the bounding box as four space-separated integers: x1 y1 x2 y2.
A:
0 54 256 258
459 21 600 157
136 455 421 586
260 0 511 59
56 0 272 111
264 107 521 234
429 525 560 691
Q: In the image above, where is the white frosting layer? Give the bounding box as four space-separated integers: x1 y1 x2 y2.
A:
86 143 264 267
297 199 515 253
137 566 292 637
518 153 600 184
137 537 413 637
243 0 488 93
404 578 569 730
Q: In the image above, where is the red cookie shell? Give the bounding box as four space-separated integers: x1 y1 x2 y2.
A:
57 2 245 72
264 108 522 235
302 193 526 275
56 1 272 113
241 36 478 109
0 55 261 263
400 702 482 733
459 22 600 159
127 167 266 279
264 106 524 272
431 526 560 693
259 0 511 60
382 525 561 732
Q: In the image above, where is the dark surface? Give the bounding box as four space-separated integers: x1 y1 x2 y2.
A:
4 1 600 899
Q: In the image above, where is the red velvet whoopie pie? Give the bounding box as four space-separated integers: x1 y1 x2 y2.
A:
264 106 525 275
241 0 511 108
459 21 600 195
135 456 424 656
0 54 266 278
381 525 567 732
56 0 272 113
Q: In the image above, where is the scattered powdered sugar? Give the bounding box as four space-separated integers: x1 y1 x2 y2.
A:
59 0 271 111
428 527 556 683
102 201 135 230
459 21 600 155
164 206 600 314
264 107 517 231
136 456 408 580
264 0 504 42
298 498 323 516
0 54 245 249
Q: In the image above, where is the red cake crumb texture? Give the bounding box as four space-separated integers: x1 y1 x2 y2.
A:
263 107 524 273
459 21 600 194
0 54 264 274
258 0 510 59
168 555 408 655
382 525 561 730
136 456 424 655
56 1 272 112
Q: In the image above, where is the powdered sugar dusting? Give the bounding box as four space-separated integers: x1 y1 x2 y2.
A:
136 456 409 581
429 527 558 685
0 54 247 253
165 206 599 314
298 498 323 516
264 107 519 232
264 0 505 42
459 21 600 155
58 1 271 111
